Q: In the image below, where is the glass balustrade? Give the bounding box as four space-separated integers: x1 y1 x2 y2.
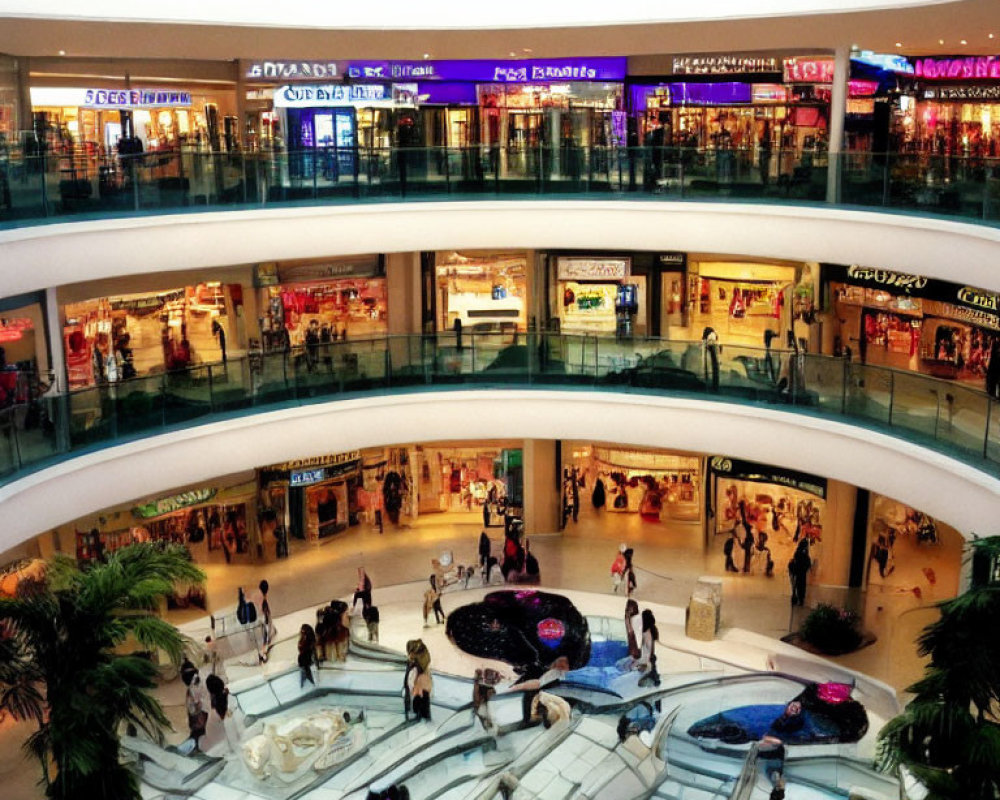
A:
1 147 998 228
2 333 999 488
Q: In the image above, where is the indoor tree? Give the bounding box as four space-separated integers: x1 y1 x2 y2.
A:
0 542 205 800
878 535 1000 800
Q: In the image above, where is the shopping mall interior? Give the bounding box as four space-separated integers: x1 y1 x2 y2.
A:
1 2 1000 800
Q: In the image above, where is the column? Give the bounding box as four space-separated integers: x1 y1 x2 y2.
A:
16 56 31 138
522 439 559 536
813 479 856 587
825 46 850 204
44 287 65 393
235 60 248 148
386 251 421 336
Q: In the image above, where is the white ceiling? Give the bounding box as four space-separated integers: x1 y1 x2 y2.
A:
0 0 995 61
0 0 957 29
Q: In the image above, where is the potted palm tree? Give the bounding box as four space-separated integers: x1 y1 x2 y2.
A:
878 535 1000 800
0 542 205 800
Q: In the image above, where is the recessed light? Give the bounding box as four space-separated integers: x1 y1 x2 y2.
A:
58 49 65 56
509 51 516 57
939 39 945 45
895 42 902 48
961 39 968 45
422 53 430 59
523 48 533 53
990 33 995 39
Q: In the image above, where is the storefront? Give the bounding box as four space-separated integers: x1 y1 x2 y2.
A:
0 290 49 391
249 57 626 179
709 455 828 579
434 250 528 333
29 85 238 154
413 442 522 519
258 451 363 545
551 256 642 337
824 263 1000 386
685 259 800 347
73 479 260 571
62 282 240 388
254 256 388 353
564 443 703 524
864 493 963 601
894 55 1000 157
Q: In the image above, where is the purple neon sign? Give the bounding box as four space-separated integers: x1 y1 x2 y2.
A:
910 55 1000 80
345 57 627 83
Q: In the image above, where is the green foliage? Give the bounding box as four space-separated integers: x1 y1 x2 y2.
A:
798 602 863 655
0 542 205 800
878 535 1000 800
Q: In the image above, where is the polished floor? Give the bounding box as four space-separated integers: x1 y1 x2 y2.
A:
0 506 944 799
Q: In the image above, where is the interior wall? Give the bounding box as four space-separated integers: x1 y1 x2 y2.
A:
4 202 1000 302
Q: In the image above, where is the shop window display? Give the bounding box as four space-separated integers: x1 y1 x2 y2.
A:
567 444 702 523
435 251 527 333
257 277 387 353
865 495 962 600
63 283 235 388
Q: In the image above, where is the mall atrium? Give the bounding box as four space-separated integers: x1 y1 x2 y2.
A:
0 1 999 799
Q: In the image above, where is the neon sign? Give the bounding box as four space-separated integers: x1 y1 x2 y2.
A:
246 61 339 81
910 56 1000 80
83 89 192 108
783 58 835 84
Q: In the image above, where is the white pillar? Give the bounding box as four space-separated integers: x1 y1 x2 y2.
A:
826 46 850 204
44 287 65 393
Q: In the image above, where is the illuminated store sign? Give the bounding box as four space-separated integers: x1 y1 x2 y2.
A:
910 55 1000 80
672 55 780 75
710 456 827 499
80 89 191 108
557 258 631 281
246 60 339 81
346 57 626 83
274 84 387 108
266 451 361 473
132 488 217 519
752 84 788 103
783 58 835 84
853 51 912 73
846 265 928 291
923 85 1000 101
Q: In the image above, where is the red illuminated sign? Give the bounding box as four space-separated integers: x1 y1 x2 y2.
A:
911 56 1000 80
0 318 33 342
784 58 835 84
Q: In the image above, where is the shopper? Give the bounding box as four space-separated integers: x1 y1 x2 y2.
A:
742 528 756 573
353 567 373 612
363 604 380 643
258 579 276 664
298 624 317 688
181 661 207 750
702 326 720 392
789 539 812 607
624 599 641 659
634 609 659 680
478 530 491 573
472 668 496 732
514 655 570 725
429 575 446 624
623 548 637 597
305 318 320 372
411 665 433 721
372 483 384 534
723 531 739 573
611 543 627 592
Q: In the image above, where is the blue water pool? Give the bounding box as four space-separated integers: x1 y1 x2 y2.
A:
566 638 632 689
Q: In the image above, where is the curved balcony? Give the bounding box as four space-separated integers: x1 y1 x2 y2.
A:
2 333 998 525
1 147 998 232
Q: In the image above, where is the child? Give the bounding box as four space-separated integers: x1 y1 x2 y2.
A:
611 543 627 592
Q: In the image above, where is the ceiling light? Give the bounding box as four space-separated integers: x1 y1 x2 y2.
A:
509 51 516 57
961 39 968 45
990 34 995 39
58 50 65 56
523 48 533 53
895 42 902 48
939 39 945 45
422 53 430 59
